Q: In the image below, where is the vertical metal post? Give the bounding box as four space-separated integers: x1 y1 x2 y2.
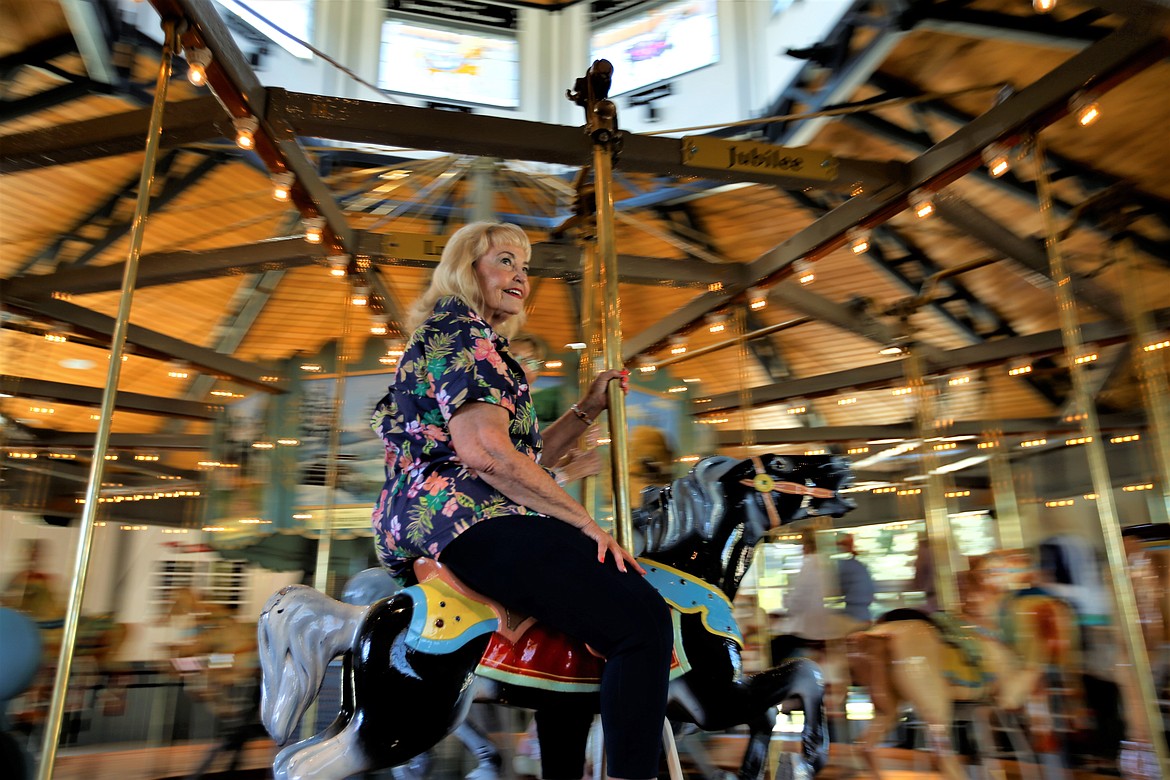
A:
568 60 633 548
36 20 178 780
906 350 960 615
987 440 1025 549
1114 235 1170 519
579 242 600 519
1034 138 1168 774
593 144 633 548
313 293 352 595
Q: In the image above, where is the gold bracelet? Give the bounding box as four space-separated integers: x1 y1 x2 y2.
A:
570 403 594 426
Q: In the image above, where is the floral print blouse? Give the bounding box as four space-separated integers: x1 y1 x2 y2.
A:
370 296 543 581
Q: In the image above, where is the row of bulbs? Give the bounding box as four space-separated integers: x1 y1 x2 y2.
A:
183 47 329 246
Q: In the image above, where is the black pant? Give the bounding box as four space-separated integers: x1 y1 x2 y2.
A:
439 515 673 779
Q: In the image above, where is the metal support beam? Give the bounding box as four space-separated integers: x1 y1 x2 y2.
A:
0 94 226 173
623 18 1169 360
267 89 900 193
697 308 1170 413
4 297 288 393
934 194 1126 323
1 376 219 420
712 414 1148 446
6 233 734 300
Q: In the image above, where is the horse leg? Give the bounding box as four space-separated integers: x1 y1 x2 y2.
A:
737 708 779 780
455 718 503 780
277 716 372 780
743 656 828 778
886 652 962 780
852 633 894 780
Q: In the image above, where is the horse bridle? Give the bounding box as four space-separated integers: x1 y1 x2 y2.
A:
740 456 835 528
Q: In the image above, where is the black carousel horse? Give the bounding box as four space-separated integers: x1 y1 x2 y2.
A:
258 453 854 780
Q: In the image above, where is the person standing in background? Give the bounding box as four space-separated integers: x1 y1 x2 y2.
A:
835 534 875 628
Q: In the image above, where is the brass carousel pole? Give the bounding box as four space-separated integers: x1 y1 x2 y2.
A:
568 60 633 548
579 237 600 519
36 19 179 780
905 348 961 615
567 60 681 780
1034 137 1168 774
312 289 352 595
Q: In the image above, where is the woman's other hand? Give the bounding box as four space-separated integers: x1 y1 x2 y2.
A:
580 522 645 575
579 369 630 420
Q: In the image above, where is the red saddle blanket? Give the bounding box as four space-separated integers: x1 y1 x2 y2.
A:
477 614 687 693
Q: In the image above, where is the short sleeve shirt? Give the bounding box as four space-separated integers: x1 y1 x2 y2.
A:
370 297 544 578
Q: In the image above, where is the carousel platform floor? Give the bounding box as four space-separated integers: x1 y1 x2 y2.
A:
45 735 1125 780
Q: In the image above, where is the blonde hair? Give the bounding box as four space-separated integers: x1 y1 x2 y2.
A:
406 222 531 338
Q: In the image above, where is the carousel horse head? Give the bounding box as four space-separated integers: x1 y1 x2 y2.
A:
636 453 854 598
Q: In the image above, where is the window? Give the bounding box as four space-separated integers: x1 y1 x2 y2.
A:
153 557 248 615
590 0 720 97
215 0 314 59
379 17 520 108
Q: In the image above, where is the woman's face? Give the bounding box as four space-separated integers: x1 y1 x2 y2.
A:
473 242 529 327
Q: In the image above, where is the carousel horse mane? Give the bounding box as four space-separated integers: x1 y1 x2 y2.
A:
635 455 740 554
258 586 366 745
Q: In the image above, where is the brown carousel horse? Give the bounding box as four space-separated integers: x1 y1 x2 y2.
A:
847 549 1084 780
258 453 854 780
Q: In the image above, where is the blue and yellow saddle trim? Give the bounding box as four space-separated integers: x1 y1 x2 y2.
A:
402 576 499 655
640 559 743 648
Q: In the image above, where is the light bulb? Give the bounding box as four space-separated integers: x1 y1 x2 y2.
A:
706 313 728 334
271 171 294 202
304 216 325 244
233 116 259 150
748 286 767 310
1033 0 1056 12
794 258 815 285
848 228 870 255
351 285 370 307
327 254 349 277
668 335 687 356
909 189 934 219
370 316 389 336
982 144 1010 178
185 47 212 87
1070 91 1100 127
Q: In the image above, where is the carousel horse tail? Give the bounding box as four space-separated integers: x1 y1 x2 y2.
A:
257 585 367 745
752 656 829 774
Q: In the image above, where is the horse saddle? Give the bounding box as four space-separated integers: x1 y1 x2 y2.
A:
400 558 741 692
928 613 994 696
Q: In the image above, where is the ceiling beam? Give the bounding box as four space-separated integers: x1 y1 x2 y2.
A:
0 94 226 173
1 376 219 420
933 194 1126 323
7 235 734 299
33 432 210 450
267 89 900 194
908 5 1109 49
712 413 1147 445
3 297 287 394
6 236 328 297
622 16 1169 361
696 307 1170 413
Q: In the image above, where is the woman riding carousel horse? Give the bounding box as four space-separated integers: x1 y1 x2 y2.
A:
369 221 670 780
